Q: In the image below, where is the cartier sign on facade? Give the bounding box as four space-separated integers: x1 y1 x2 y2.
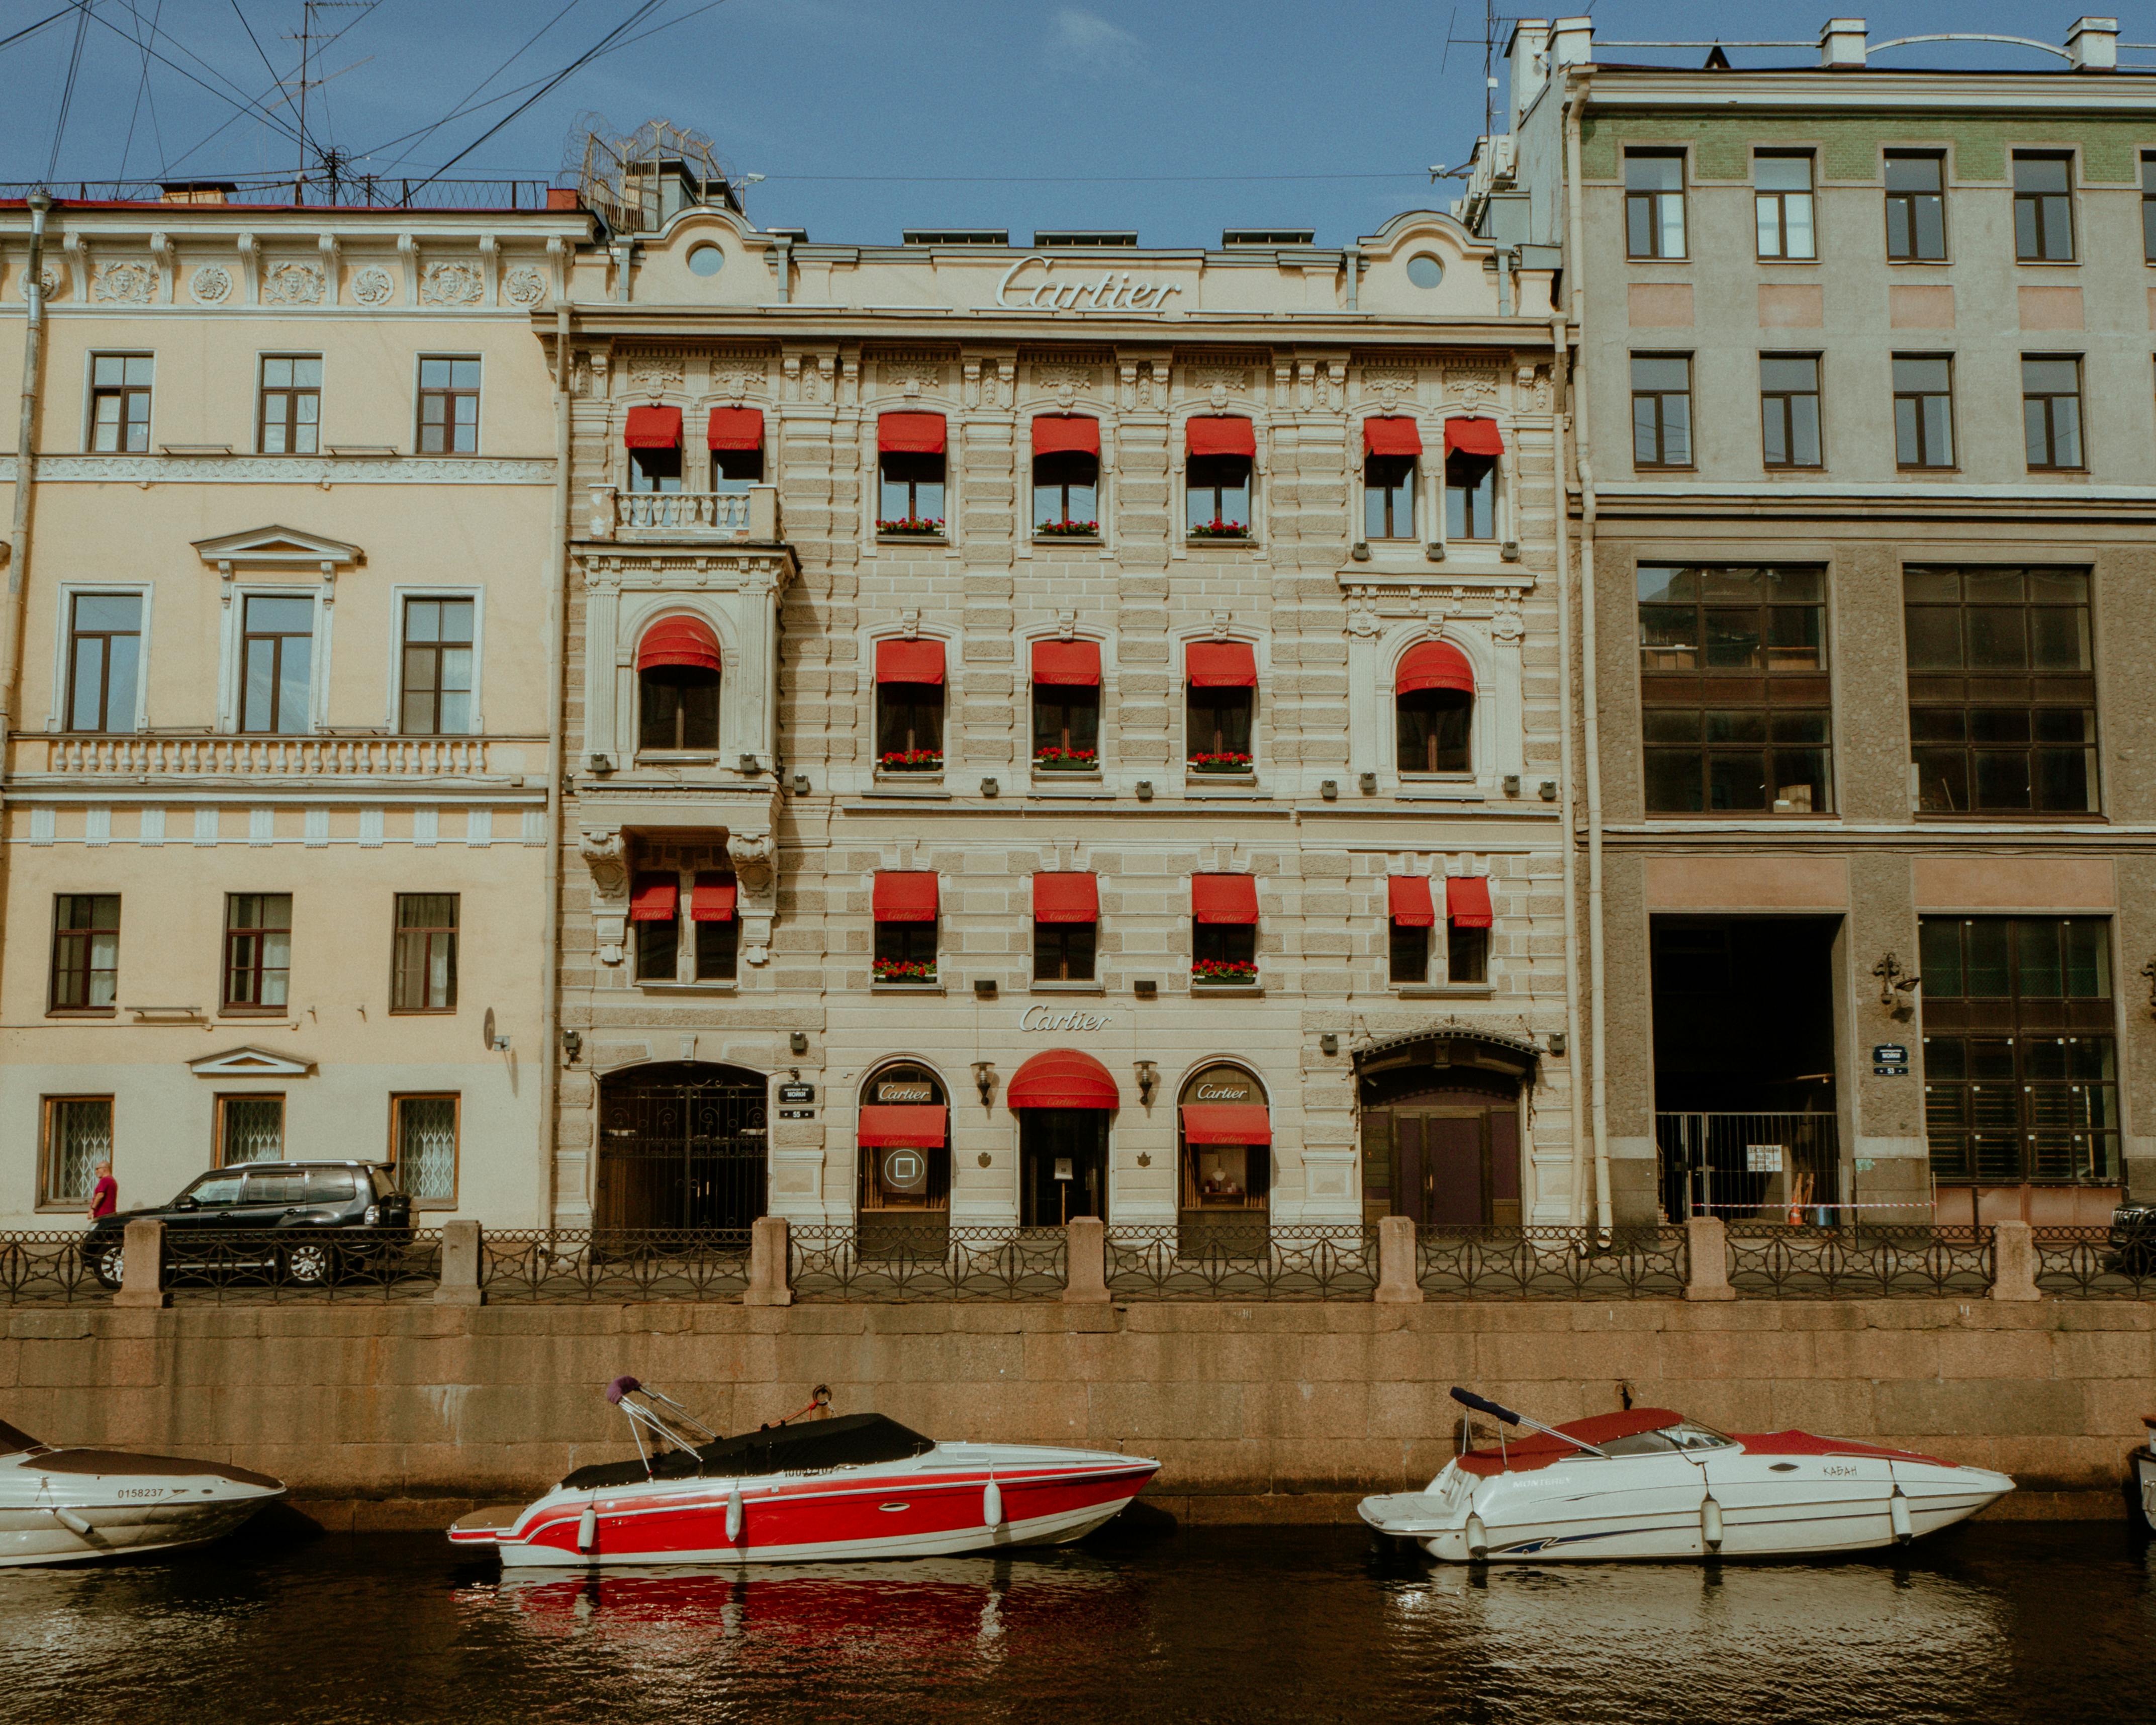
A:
994 256 1186 313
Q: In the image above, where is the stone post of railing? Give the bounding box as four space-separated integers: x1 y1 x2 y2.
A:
586 483 617 540
1684 1216 1735 1301
1064 1216 1109 1303
1375 1215 1423 1304
434 1219 484 1306
744 1215 793 1307
112 1217 166 1309
1990 1220 2040 1301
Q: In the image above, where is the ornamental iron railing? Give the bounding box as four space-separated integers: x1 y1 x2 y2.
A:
0 1232 100 1305
1105 1223 1378 1301
479 1229 753 1302
158 1229 444 1302
788 1225 1067 1302
1416 1225 1689 1299
2031 1225 2156 1299
1724 1222 1994 1298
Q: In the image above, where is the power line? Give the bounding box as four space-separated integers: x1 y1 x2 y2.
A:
44 0 93 184
760 171 1431 185
371 0 587 172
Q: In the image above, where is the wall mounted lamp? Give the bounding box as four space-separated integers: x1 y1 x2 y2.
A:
560 1028 583 1064
972 1060 997 1105
1871 953 1920 1011
1135 1060 1158 1105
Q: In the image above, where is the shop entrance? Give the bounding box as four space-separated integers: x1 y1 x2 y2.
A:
857 1061 951 1258
1356 1033 1534 1227
1019 1110 1107 1226
595 1061 768 1234
1178 1062 1270 1254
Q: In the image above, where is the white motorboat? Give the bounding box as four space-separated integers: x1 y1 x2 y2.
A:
1361 1387 2013 1562
0 1415 285 1568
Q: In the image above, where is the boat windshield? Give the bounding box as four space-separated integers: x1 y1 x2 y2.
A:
1595 1421 1734 1457
0 1418 43 1456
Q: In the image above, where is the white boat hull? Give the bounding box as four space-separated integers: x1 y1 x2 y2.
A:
0 1446 285 1569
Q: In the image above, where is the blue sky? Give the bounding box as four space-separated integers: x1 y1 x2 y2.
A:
0 2 2140 244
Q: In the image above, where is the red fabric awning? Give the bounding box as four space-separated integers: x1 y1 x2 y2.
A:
1444 417 1504 457
873 871 939 922
1033 872 1098 924
636 614 723 673
1447 875 1494 929
628 873 678 923
691 873 737 923
1396 640 1474 695
858 1104 948 1148
1186 416 1255 458
1192 874 1259 925
1363 416 1423 458
1388 876 1437 928
879 412 947 453
875 638 946 685
1007 1048 1119 1110
707 406 764 450
624 405 682 449
1031 639 1101 686
1032 415 1100 456
1186 641 1257 687
1180 1103 1273 1145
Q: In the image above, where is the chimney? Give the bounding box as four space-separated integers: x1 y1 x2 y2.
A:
1819 17 1867 69
2068 18 2119 71
1506 19 1550 129
1548 16 1593 71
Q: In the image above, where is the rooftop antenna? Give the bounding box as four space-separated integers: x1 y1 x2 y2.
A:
285 1 372 205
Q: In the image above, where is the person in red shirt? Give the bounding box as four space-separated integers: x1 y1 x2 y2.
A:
88 1161 117 1221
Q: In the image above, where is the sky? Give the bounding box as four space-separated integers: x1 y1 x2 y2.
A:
0 1 2144 246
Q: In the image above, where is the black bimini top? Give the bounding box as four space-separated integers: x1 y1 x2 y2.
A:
561 1412 936 1492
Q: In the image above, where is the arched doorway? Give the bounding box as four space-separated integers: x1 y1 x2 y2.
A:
1356 1032 1535 1227
596 1061 768 1233
1178 1061 1270 1255
1007 1049 1117 1227
857 1060 951 1258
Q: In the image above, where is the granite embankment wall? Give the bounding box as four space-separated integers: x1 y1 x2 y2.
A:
5 1299 2149 1527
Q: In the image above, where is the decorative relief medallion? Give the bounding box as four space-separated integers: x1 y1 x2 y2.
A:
877 349 947 399
91 260 154 304
1032 360 1094 410
504 264 546 307
420 259 484 305
1186 365 1251 411
707 347 769 403
22 265 59 302
350 266 395 306
1360 367 1418 411
577 830 628 898
625 350 684 393
1491 602 1526 643
261 261 325 306
1444 367 1502 406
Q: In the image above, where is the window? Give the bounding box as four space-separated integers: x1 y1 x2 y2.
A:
1186 453 1250 534
1885 152 1947 261
391 893 458 1012
874 918 938 982
1754 153 1816 259
1625 151 1686 258
1034 451 1099 531
629 871 735 984
1760 354 1822 469
416 356 480 455
632 873 681 982
1032 671 1100 772
1631 355 1693 468
1638 565 1832 814
879 452 944 526
2012 153 2075 263
1389 920 1430 983
257 355 321 454
1034 921 1096 983
1387 877 1435 984
694 876 740 981
216 1094 284 1165
1192 875 1259 983
630 442 683 493
389 1095 458 1204
1892 355 1954 469
88 354 152 452
1919 916 2116 1185
1364 453 1415 540
50 894 118 1012
65 592 141 733
876 683 944 770
1395 641 1474 776
2144 153 2156 264
1179 1065 1269 1215
1448 922 1489 985
1905 567 2096 815
1445 450 1495 538
223 893 292 1012
239 593 315 734
40 1097 111 1207
640 668 719 752
1186 642 1257 771
401 597 475 735
2021 356 2083 471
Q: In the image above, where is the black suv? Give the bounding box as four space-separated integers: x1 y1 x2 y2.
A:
86 1161 414 1289
2112 1202 2156 1277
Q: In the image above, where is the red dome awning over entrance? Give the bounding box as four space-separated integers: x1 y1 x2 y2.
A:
858 1105 948 1147
1006 1048 1119 1110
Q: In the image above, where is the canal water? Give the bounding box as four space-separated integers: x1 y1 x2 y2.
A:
2 1518 2150 1723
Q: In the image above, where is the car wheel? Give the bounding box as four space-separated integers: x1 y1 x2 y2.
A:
87 1238 125 1291
282 1240 339 1287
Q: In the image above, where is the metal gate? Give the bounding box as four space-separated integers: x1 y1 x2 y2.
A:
596 1062 768 1232
1655 1112 1840 1222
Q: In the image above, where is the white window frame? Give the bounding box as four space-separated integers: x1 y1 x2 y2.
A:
47 580 154 733
384 584 486 736
412 352 484 458
218 583 331 736
82 350 154 455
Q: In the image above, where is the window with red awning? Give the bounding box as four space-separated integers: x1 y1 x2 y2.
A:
1363 417 1424 457
1192 874 1259 924
1444 417 1504 457
1185 642 1257 687
1033 872 1098 924
1447 875 1494 928
1032 416 1100 455
1180 1103 1273 1144
624 405 681 448
628 873 678 923
706 406 763 449
1388 876 1437 927
878 412 947 453
1395 640 1474 695
875 638 946 685
857 1105 948 1147
1185 416 1256 457
872 872 939 922
691 873 736 923
1030 640 1100 686
636 615 723 673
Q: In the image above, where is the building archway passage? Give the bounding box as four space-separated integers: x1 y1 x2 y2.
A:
1179 1062 1270 1255
595 1061 768 1234
1007 1049 1117 1226
857 1061 950 1257
1356 1032 1534 1226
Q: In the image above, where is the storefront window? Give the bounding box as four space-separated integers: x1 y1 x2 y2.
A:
857 1062 950 1220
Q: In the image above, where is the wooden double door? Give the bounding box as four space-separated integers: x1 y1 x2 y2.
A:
1366 1087 1521 1227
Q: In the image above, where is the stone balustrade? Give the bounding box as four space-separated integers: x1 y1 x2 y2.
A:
27 733 526 780
586 482 780 542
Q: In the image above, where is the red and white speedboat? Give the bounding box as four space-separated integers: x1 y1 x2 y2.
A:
449 1379 1157 1568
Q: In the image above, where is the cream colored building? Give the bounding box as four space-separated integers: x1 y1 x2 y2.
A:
0 190 586 1226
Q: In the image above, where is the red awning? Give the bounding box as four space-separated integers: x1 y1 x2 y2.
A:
1186 416 1256 458
858 1105 948 1148
879 412 947 453
707 406 764 450
1186 641 1257 687
1396 640 1474 695
636 615 723 674
628 873 678 923
1388 876 1437 928
1444 417 1504 458
875 638 946 685
624 405 682 449
1007 1048 1119 1110
1363 417 1423 458
873 871 939 922
1031 639 1100 686
1180 1103 1273 1145
1192 874 1260 925
1032 415 1100 456
1447 875 1494 929
691 873 737 923
1033 873 1098 924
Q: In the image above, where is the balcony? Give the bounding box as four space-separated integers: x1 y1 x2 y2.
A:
586 484 780 543
20 733 536 783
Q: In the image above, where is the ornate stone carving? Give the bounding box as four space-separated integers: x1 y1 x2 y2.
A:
1490 602 1526 643
877 349 948 398
1361 366 1417 412
707 348 769 403
1033 360 1094 410
1188 365 1250 411
578 829 628 897
728 831 775 893
20 265 58 302
350 266 395 306
625 349 684 394
420 259 484 306
504 264 546 307
91 260 154 304
261 261 324 306
1444 367 1502 407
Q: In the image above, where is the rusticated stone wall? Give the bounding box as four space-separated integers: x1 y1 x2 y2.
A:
5 1298 2147 1529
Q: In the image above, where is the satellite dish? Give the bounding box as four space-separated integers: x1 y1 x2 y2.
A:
483 1008 497 1051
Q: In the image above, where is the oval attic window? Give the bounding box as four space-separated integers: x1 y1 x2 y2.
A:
1405 253 1444 289
686 243 726 278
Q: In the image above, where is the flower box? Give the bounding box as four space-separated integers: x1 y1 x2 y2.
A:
1187 753 1253 774
1188 519 1249 540
873 959 938 984
877 517 945 537
1036 520 1099 538
879 749 943 773
1034 747 1099 771
1192 960 1258 985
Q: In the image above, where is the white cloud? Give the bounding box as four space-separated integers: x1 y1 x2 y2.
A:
1050 8 1147 77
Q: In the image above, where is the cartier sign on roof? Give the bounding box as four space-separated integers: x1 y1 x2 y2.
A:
994 255 1186 313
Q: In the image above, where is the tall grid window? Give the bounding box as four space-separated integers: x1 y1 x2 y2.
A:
2012 153 2075 262
50 894 119 1011
1638 565 1832 814
1760 354 1822 468
1364 454 1415 539
1885 152 1947 261
2021 356 2083 471
41 1097 112 1207
1631 355 1693 468
1905 567 2097 815
239 594 314 734
879 452 944 525
391 893 458 1012
401 597 476 734
1033 451 1098 530
416 356 480 454
88 354 152 452
1185 454 1250 533
1444 450 1496 539
257 355 321 454
1754 153 1816 259
217 1095 284 1165
223 893 292 1012
65 592 141 733
1892 355 1954 469
1919 916 2116 1185
1625 151 1686 258
393 1094 459 1203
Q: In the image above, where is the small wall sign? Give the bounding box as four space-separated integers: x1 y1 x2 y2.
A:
1872 1043 1909 1076
778 1081 816 1104
1745 1145 1785 1174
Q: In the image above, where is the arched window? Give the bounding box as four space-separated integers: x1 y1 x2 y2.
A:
1032 416 1099 534
1443 418 1502 540
636 615 721 753
1395 640 1473 775
874 638 946 773
858 1061 951 1239
1186 640 1256 772
1185 417 1254 538
1178 1063 1270 1255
